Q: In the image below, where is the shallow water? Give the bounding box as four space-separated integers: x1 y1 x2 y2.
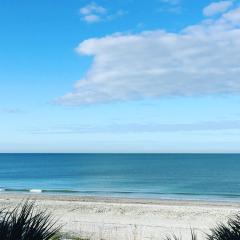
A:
0 153 240 200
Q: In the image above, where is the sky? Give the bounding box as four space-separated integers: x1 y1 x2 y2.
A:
0 0 240 153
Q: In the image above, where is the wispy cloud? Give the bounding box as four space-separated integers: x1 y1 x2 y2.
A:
79 2 107 23
79 2 125 23
1 108 25 114
80 2 107 15
58 3 240 105
31 120 240 135
203 1 233 16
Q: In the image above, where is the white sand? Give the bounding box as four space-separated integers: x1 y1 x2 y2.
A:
0 193 239 240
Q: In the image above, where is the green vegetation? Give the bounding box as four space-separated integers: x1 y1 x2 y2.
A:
166 214 240 240
0 201 61 240
207 214 240 240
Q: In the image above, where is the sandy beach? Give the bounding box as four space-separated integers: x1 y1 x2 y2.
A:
0 193 239 240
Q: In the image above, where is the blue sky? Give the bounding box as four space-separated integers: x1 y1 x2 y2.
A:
1 0 240 153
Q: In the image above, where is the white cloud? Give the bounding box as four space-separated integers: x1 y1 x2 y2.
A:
203 1 233 16
222 7 240 25
79 2 125 23
79 2 107 23
57 5 240 105
32 120 240 134
80 2 106 15
83 14 101 23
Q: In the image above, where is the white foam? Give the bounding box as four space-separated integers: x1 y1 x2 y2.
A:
0 188 5 192
29 189 42 193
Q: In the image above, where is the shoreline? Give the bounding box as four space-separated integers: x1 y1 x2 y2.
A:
1 192 240 240
1 191 240 206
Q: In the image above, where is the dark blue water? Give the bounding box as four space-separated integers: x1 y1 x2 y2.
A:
0 154 240 200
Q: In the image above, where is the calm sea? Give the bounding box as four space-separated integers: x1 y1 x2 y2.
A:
0 153 240 201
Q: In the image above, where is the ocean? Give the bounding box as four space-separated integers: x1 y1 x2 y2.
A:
0 153 240 201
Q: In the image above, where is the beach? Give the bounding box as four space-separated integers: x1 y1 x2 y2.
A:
0 193 239 240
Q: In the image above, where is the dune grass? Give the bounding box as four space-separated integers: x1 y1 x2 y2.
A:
165 214 240 240
206 214 240 240
0 200 61 240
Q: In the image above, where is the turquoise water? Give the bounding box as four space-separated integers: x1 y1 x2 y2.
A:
0 153 240 201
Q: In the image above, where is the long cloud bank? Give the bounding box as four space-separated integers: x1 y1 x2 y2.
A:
32 120 240 134
57 2 240 105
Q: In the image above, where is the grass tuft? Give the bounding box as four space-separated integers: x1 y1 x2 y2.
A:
0 200 61 240
207 214 240 240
